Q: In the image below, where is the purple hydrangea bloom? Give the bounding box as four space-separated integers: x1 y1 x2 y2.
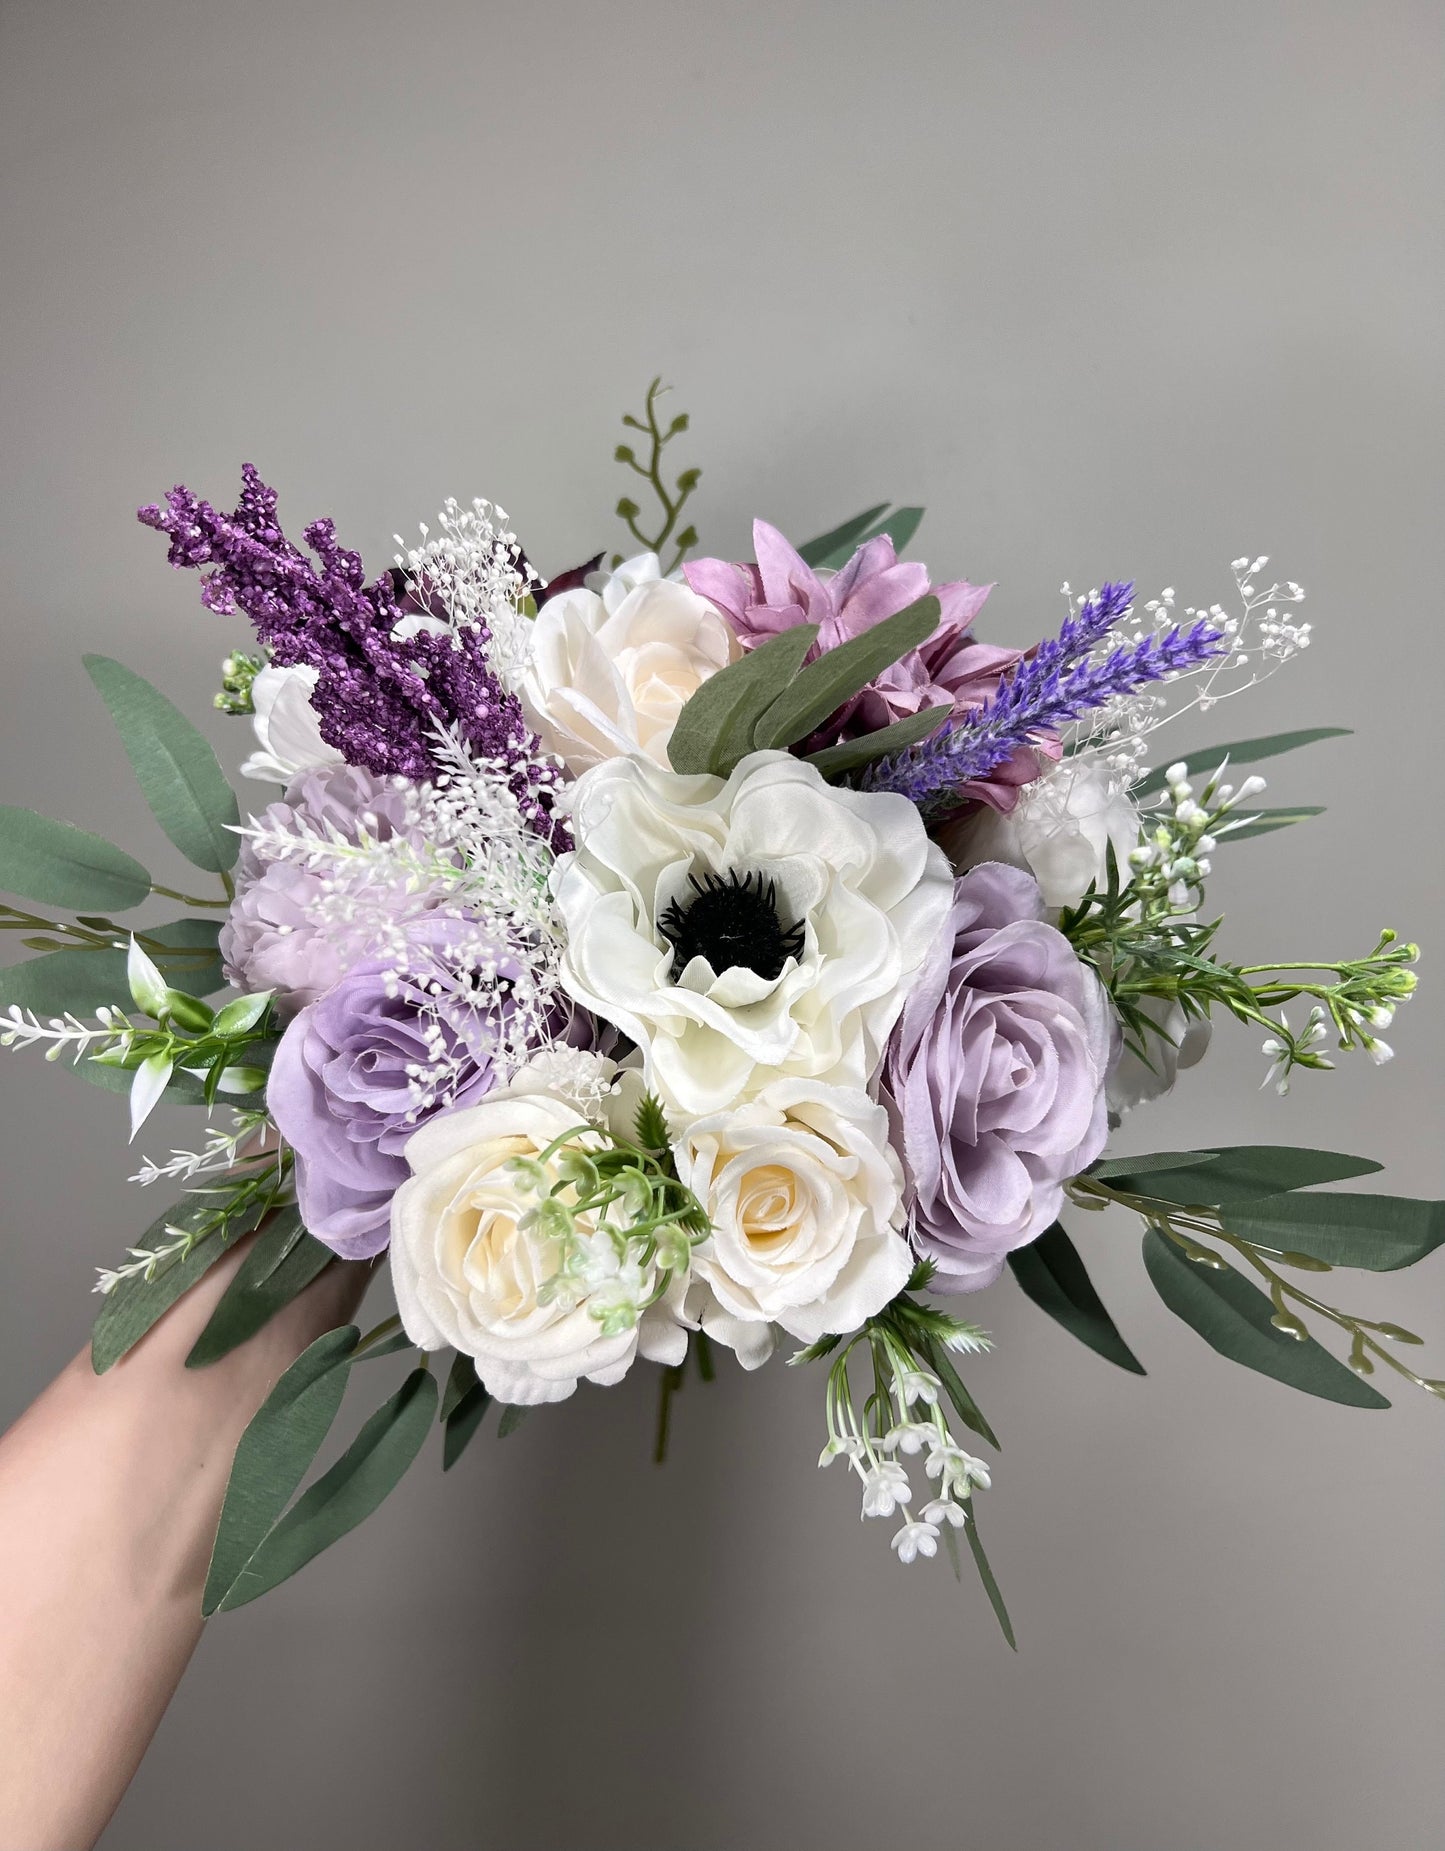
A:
684 520 1042 810
882 861 1115 1293
267 914 522 1260
138 466 565 843
220 764 425 1014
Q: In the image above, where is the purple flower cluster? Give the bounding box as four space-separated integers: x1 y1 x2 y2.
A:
685 521 1044 810
861 583 1227 816
139 466 565 842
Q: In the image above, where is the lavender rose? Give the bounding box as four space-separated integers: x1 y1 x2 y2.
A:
220 763 422 1013
882 861 1114 1292
267 914 520 1259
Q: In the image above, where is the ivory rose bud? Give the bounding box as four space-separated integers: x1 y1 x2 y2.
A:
673 1079 912 1368
240 664 345 784
517 552 740 775
939 757 1141 909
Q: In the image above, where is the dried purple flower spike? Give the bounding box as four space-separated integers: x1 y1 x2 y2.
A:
139 466 565 843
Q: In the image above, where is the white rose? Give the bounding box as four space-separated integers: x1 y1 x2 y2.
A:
517 552 740 775
1107 996 1212 1117
552 750 954 1117
240 664 344 784
390 1066 685 1406
940 757 1141 909
674 1079 912 1369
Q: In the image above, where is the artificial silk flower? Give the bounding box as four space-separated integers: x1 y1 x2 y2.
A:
516 552 740 776
390 1064 687 1405
239 663 345 784
551 749 953 1116
672 1078 912 1367
939 756 1143 909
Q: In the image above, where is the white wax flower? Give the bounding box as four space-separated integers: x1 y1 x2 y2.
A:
240 664 344 784
517 552 740 776
552 750 953 1117
390 1058 686 1406
940 757 1141 909
673 1078 912 1369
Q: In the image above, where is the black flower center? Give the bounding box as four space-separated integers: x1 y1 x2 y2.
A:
658 869 805 983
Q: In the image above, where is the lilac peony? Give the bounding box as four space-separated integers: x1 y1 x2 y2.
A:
267 914 522 1259
220 763 423 1014
882 861 1114 1293
684 520 1045 811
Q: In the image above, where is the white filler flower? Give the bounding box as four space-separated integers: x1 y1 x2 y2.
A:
516 552 740 775
390 1063 686 1406
553 750 953 1116
673 1078 912 1368
240 664 344 784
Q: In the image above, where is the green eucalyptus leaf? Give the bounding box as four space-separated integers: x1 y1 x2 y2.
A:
440 1351 480 1422
186 1208 334 1367
216 1368 438 1611
1141 1229 1389 1408
1105 1146 1383 1208
796 506 890 568
84 655 240 873
203 1324 360 1615
807 507 927 570
923 1338 999 1450
1007 1223 1145 1375
1219 806 1325 843
804 705 951 778
752 595 941 750
91 1191 272 1372
496 1403 530 1439
1133 727 1351 800
964 1508 1016 1650
1223 1192 1445 1273
1090 1149 1222 1180
443 1381 494 1469
0 806 151 912
666 626 818 776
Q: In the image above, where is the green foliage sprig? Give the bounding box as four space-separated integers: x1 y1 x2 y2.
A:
613 377 702 573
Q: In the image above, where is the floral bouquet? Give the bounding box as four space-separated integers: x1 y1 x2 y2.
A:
2 380 1435 1640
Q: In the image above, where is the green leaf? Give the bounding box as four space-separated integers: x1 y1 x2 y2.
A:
1132 727 1351 799
0 927 225 1025
0 806 151 912
84 655 240 873
443 1382 493 1469
496 1402 530 1439
1105 1146 1383 1208
752 595 942 750
1090 1149 1222 1180
1006 1223 1146 1375
666 626 818 776
803 705 951 778
185 1209 334 1367
964 1508 1016 1650
1218 806 1324 843
1141 1229 1389 1408
91 1191 272 1372
1222 1193 1445 1273
203 1325 359 1615
216 1368 438 1611
873 506 923 556
796 506 890 568
440 1351 479 1421
923 1338 999 1451
804 506 927 570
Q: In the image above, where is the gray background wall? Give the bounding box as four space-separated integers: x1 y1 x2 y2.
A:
2 2 1441 1846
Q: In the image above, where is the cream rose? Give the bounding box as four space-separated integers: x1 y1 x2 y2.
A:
516 552 741 775
552 750 954 1117
674 1079 912 1369
939 757 1141 909
390 1065 686 1405
239 664 345 784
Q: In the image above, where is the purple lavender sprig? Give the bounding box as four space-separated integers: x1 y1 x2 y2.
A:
139 467 567 844
860 582 1227 816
